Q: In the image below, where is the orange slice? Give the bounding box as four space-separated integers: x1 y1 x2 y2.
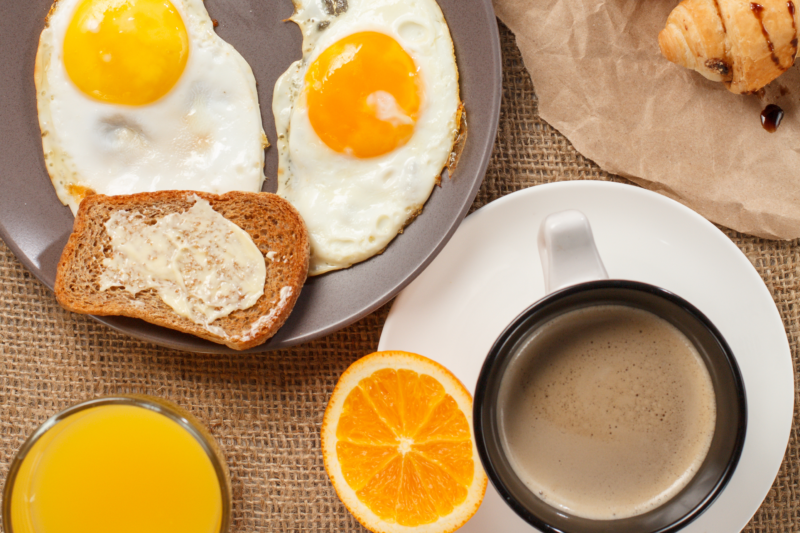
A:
322 351 487 533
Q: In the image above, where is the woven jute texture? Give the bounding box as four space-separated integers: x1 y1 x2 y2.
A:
1 23 798 532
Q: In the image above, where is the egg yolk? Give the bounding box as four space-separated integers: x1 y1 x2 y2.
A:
63 0 189 106
305 31 422 159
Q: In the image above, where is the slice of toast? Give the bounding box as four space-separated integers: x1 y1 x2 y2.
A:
55 191 309 350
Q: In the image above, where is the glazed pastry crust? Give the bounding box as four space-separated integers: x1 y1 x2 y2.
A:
659 0 799 94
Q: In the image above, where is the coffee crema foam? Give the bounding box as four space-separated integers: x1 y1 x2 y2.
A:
499 305 716 520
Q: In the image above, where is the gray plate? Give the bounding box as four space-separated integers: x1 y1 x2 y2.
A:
0 0 501 353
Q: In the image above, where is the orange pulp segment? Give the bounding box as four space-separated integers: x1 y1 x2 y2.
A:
322 351 486 533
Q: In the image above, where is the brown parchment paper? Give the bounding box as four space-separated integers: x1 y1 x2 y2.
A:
492 0 800 240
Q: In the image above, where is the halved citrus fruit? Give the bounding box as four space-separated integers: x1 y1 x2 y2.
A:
322 351 487 533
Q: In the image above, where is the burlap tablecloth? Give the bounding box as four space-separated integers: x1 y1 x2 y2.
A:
1 23 797 532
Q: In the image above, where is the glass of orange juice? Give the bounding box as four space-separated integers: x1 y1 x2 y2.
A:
2 395 231 533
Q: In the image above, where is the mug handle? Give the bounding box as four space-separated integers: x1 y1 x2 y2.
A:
537 210 609 295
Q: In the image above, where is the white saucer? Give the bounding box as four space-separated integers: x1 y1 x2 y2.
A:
378 181 793 532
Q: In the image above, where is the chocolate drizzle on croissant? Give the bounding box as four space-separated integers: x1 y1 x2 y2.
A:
705 58 732 74
789 1 798 60
712 0 729 35
750 3 782 67
660 0 800 93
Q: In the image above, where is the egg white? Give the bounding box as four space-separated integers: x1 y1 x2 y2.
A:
36 0 268 214
273 0 461 276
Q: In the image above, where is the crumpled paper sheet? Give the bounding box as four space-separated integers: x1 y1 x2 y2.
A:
493 0 800 240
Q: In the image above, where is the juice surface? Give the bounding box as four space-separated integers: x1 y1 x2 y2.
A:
10 404 222 533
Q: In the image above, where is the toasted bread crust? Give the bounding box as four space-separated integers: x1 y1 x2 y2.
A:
55 191 309 350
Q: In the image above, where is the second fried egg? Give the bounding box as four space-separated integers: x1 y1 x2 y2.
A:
273 0 462 276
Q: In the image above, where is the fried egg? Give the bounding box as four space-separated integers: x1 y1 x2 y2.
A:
36 0 268 214
273 0 462 275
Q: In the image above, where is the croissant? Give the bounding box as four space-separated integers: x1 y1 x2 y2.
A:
659 0 799 94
